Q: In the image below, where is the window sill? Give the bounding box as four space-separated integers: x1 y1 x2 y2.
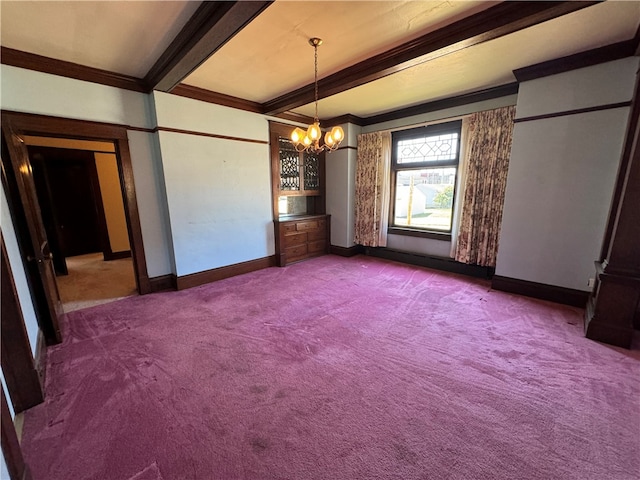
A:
388 227 452 241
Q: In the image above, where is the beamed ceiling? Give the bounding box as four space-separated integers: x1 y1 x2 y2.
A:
1 1 639 124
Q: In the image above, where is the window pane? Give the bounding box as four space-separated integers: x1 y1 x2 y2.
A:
394 167 456 231
397 133 458 164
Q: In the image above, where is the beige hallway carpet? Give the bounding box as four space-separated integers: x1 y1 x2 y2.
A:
56 253 137 313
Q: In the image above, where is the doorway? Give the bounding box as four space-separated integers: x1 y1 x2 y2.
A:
1 111 150 345
27 141 137 312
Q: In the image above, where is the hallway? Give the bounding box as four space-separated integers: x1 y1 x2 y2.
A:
56 253 137 312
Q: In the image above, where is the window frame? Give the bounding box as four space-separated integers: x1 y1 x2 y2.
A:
389 120 462 238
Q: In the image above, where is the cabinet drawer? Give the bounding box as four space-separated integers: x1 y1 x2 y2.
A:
296 220 318 232
285 243 307 259
283 231 307 247
281 223 297 234
307 228 326 241
308 239 327 254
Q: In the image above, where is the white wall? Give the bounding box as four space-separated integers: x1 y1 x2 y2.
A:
126 130 176 277
0 65 173 278
496 57 638 290
152 93 274 276
326 123 359 248
0 65 152 128
1 454 9 480
1 186 40 355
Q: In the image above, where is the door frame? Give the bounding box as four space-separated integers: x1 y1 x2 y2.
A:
1 112 151 312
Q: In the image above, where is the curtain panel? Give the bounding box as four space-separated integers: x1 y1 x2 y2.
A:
454 106 516 267
354 131 391 247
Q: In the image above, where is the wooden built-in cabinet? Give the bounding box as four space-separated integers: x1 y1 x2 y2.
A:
269 121 330 266
275 214 330 266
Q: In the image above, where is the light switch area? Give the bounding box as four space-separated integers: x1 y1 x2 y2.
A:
588 278 596 288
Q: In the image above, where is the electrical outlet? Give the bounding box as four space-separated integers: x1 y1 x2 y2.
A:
587 278 595 288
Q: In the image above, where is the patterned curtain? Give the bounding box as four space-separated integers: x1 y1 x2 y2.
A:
454 106 516 266
354 131 392 247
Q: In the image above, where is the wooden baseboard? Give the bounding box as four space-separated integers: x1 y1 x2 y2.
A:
148 274 176 293
364 247 494 279
330 245 363 257
176 255 277 291
104 250 132 261
491 275 590 308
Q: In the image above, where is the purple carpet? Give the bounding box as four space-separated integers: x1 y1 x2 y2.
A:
20 255 640 479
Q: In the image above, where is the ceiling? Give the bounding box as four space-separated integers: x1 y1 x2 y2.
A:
1 1 639 122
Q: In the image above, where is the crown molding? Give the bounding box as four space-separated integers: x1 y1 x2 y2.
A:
273 111 316 125
171 84 262 112
513 38 638 83
0 47 147 93
323 114 366 127
171 84 314 124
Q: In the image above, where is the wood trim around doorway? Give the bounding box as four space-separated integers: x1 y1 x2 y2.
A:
0 110 152 295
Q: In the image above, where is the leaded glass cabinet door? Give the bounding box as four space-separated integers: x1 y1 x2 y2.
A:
303 150 320 191
277 135 321 195
270 121 326 220
279 136 300 191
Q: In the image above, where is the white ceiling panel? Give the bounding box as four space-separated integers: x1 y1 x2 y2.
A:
292 1 640 119
0 1 200 77
182 0 494 102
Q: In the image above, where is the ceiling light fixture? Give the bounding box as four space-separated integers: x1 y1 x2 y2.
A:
290 38 344 154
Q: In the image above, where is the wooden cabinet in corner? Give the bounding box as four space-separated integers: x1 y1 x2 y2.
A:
274 214 331 266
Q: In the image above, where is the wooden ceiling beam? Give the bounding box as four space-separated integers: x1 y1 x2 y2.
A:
145 1 273 92
262 1 599 116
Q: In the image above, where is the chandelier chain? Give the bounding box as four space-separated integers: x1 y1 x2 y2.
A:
289 37 343 154
314 42 319 123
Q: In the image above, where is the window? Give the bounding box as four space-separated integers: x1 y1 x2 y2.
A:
390 120 462 236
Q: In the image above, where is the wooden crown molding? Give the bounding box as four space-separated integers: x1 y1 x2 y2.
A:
0 47 147 93
171 84 263 113
145 1 273 92
324 114 366 127
513 38 638 83
171 84 315 124
262 1 599 115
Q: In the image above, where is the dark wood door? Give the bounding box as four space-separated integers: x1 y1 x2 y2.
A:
1 125 63 344
28 146 106 259
27 149 67 275
1 234 44 414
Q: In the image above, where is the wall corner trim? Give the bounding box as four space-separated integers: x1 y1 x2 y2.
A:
148 274 177 293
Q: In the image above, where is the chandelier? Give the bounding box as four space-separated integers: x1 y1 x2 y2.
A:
290 38 344 153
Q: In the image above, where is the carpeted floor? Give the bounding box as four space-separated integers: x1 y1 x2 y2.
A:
21 255 640 480
56 253 137 312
